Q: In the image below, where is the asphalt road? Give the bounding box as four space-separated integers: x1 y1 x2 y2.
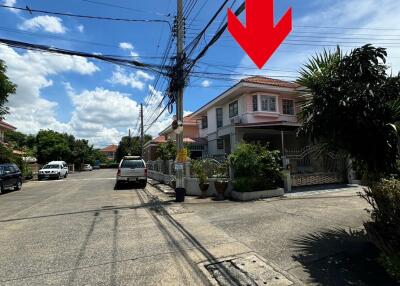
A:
0 170 210 286
0 170 398 285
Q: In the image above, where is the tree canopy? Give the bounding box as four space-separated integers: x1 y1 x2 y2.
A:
298 45 400 176
156 140 177 161
116 134 152 162
0 59 16 118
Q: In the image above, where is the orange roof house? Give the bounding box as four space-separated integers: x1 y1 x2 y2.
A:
143 115 207 161
0 120 16 143
100 144 118 161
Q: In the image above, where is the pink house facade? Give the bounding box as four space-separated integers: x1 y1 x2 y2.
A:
191 76 307 156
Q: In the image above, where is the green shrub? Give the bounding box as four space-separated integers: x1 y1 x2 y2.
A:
379 254 400 282
361 179 400 281
0 144 14 163
229 143 282 192
191 159 216 184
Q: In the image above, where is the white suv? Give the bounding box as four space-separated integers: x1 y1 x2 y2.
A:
116 156 147 188
38 163 68 180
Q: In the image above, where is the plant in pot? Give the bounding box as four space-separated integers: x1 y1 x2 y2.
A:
192 160 209 198
170 176 176 189
214 162 229 200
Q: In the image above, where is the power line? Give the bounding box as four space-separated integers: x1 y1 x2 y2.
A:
295 25 400 31
0 4 171 28
81 0 171 17
0 37 169 74
0 26 172 59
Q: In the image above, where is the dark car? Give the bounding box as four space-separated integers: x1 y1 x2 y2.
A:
0 163 23 194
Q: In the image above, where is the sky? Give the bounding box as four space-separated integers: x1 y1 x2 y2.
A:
0 0 400 148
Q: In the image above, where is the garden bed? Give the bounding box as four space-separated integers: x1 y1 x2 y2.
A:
231 188 284 201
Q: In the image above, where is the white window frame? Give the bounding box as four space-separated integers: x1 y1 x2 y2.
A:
259 94 278 113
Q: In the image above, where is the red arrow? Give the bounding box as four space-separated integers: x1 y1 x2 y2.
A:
228 0 292 69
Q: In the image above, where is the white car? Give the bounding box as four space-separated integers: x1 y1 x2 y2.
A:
38 163 68 180
83 164 93 171
48 161 69 175
116 156 147 188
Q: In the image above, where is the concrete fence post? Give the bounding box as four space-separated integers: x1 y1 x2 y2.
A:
184 161 191 178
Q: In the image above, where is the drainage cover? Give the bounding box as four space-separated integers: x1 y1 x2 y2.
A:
205 254 293 286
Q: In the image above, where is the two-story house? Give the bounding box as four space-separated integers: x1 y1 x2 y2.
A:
0 120 16 143
191 76 307 156
143 115 207 161
100 144 118 161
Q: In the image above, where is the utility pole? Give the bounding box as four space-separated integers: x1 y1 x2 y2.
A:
175 0 186 202
128 128 131 156
140 103 144 158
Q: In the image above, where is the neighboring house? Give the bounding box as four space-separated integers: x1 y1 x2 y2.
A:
190 76 308 156
100 144 118 161
0 120 16 143
143 115 207 161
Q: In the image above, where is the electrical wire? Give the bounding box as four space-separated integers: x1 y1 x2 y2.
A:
0 4 171 28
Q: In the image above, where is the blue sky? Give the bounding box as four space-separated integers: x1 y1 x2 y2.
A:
1 0 400 147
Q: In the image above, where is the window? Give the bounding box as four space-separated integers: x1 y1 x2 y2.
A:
217 139 224 150
282 99 295 115
201 116 208 129
261 95 277 112
121 160 144 168
252 95 258 111
216 108 223 128
229 100 238 118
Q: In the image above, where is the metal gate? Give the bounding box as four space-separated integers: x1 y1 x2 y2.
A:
286 146 347 187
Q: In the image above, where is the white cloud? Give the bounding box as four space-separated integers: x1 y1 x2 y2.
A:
64 84 172 146
108 67 154 90
201 80 211 87
19 16 67 34
77 25 84 33
130 51 139 58
0 46 171 147
119 42 134 50
0 45 98 137
3 0 18 13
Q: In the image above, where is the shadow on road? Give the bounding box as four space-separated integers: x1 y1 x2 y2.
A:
67 211 100 285
137 188 245 285
0 200 174 223
291 228 398 285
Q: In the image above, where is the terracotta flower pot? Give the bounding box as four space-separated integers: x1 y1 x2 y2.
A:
199 182 209 198
214 180 228 200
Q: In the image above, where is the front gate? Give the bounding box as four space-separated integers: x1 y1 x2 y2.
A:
285 146 347 187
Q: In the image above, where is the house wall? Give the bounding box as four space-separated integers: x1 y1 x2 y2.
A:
165 125 200 140
196 88 300 156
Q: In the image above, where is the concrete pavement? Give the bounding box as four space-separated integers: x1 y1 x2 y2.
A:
0 170 397 285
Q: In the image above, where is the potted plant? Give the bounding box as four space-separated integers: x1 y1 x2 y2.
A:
214 162 229 200
170 177 176 189
192 160 209 198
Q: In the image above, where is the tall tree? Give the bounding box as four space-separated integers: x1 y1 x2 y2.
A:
36 130 71 164
298 45 400 176
0 59 16 118
116 134 152 162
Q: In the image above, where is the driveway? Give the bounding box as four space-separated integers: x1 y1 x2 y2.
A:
0 170 397 285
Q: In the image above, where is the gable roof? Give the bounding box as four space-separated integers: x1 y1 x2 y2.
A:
191 76 300 118
100 144 118 152
240 76 299 89
0 120 16 131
